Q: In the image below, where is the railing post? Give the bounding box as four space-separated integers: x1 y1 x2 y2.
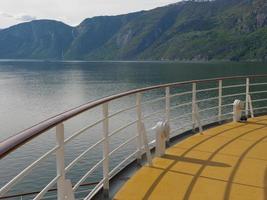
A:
218 80 222 122
192 83 197 131
136 93 142 165
165 87 170 144
140 122 152 166
56 123 74 200
193 104 203 134
136 93 152 166
245 78 250 117
102 103 109 198
248 95 254 118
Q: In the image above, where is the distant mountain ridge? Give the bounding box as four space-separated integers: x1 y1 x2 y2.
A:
0 0 267 61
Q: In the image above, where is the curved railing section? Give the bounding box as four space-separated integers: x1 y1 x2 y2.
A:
0 75 267 199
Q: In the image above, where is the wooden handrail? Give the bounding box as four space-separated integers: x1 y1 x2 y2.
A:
0 74 266 159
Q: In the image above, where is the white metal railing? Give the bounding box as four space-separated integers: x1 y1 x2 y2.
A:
0 75 267 200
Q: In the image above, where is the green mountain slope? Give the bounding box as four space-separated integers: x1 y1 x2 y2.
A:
0 0 267 61
64 12 142 59
0 20 74 59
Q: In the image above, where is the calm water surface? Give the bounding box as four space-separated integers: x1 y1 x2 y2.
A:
0 61 266 198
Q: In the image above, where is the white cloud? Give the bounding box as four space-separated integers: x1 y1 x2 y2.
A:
0 11 13 18
15 14 37 22
0 0 179 28
0 11 37 28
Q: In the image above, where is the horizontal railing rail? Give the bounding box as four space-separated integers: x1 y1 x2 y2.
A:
0 182 100 200
0 74 267 200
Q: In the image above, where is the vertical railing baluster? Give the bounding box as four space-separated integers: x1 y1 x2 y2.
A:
136 93 142 165
194 104 203 134
56 123 66 200
140 122 152 166
248 95 254 118
102 103 109 197
56 123 74 200
245 78 250 117
192 83 197 131
218 80 222 122
165 87 170 123
165 87 170 144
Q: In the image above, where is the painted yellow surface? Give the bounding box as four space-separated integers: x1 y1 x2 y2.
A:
114 116 267 200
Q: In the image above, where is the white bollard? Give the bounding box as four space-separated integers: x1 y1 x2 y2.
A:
233 100 244 122
154 121 170 157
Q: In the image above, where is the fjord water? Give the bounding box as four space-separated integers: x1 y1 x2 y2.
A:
0 60 267 197
1 61 267 140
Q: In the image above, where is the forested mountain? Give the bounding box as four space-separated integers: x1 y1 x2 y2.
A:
0 0 267 61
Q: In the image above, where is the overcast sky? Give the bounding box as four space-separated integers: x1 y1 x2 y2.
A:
0 0 179 29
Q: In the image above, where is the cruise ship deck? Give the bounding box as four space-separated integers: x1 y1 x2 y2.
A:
115 115 267 200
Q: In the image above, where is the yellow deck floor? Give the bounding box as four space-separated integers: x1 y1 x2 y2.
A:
114 116 267 200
